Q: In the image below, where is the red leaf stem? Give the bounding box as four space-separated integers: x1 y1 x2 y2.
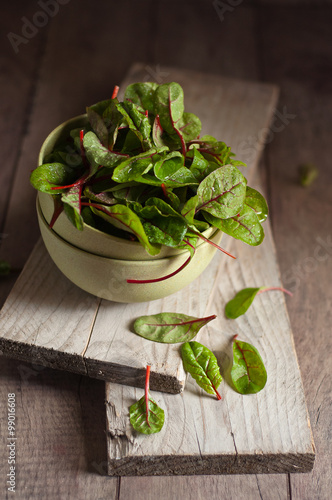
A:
211 382 222 401
49 203 64 229
193 232 236 259
80 129 89 168
127 253 192 284
161 183 168 198
145 314 217 328
257 286 293 297
145 365 151 428
111 85 120 99
127 240 195 284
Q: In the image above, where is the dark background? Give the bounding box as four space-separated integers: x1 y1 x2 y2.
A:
0 1 331 499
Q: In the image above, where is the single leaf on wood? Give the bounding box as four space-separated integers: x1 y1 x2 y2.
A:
299 163 319 187
231 336 267 394
129 365 165 435
133 313 216 344
0 260 11 276
181 341 222 400
225 286 293 319
225 287 261 319
196 165 247 219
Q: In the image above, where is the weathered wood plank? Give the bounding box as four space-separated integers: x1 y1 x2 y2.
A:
106 203 314 476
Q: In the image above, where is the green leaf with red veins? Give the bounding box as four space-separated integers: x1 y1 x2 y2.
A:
129 366 165 435
244 186 269 223
116 100 152 150
196 165 247 219
154 82 185 135
225 287 262 319
204 204 265 246
181 195 198 224
154 152 198 187
181 341 222 400
231 337 267 394
89 203 160 256
86 107 108 147
137 198 188 247
83 131 124 169
134 313 216 343
30 163 76 193
124 82 158 115
102 99 124 149
177 112 201 142
152 115 167 148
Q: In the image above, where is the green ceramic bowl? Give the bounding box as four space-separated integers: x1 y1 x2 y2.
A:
37 198 222 303
38 115 216 260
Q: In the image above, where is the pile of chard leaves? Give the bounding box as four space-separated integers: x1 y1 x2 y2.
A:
30 82 268 260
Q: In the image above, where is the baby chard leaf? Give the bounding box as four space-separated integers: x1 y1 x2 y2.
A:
181 341 222 400
129 365 165 434
154 82 184 135
225 286 293 319
225 287 261 319
61 184 84 230
116 100 152 150
245 187 268 223
231 336 267 394
124 82 158 115
30 163 77 193
196 165 247 219
83 131 126 169
177 112 201 143
204 205 265 247
134 313 216 344
87 203 160 256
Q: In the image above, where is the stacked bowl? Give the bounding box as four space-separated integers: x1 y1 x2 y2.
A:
36 116 222 303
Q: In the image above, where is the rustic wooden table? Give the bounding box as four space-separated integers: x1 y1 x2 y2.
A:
1 1 331 499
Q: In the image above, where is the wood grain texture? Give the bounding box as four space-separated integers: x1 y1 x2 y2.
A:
0 64 278 394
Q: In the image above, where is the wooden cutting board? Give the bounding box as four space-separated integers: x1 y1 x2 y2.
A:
106 173 315 476
0 64 278 394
